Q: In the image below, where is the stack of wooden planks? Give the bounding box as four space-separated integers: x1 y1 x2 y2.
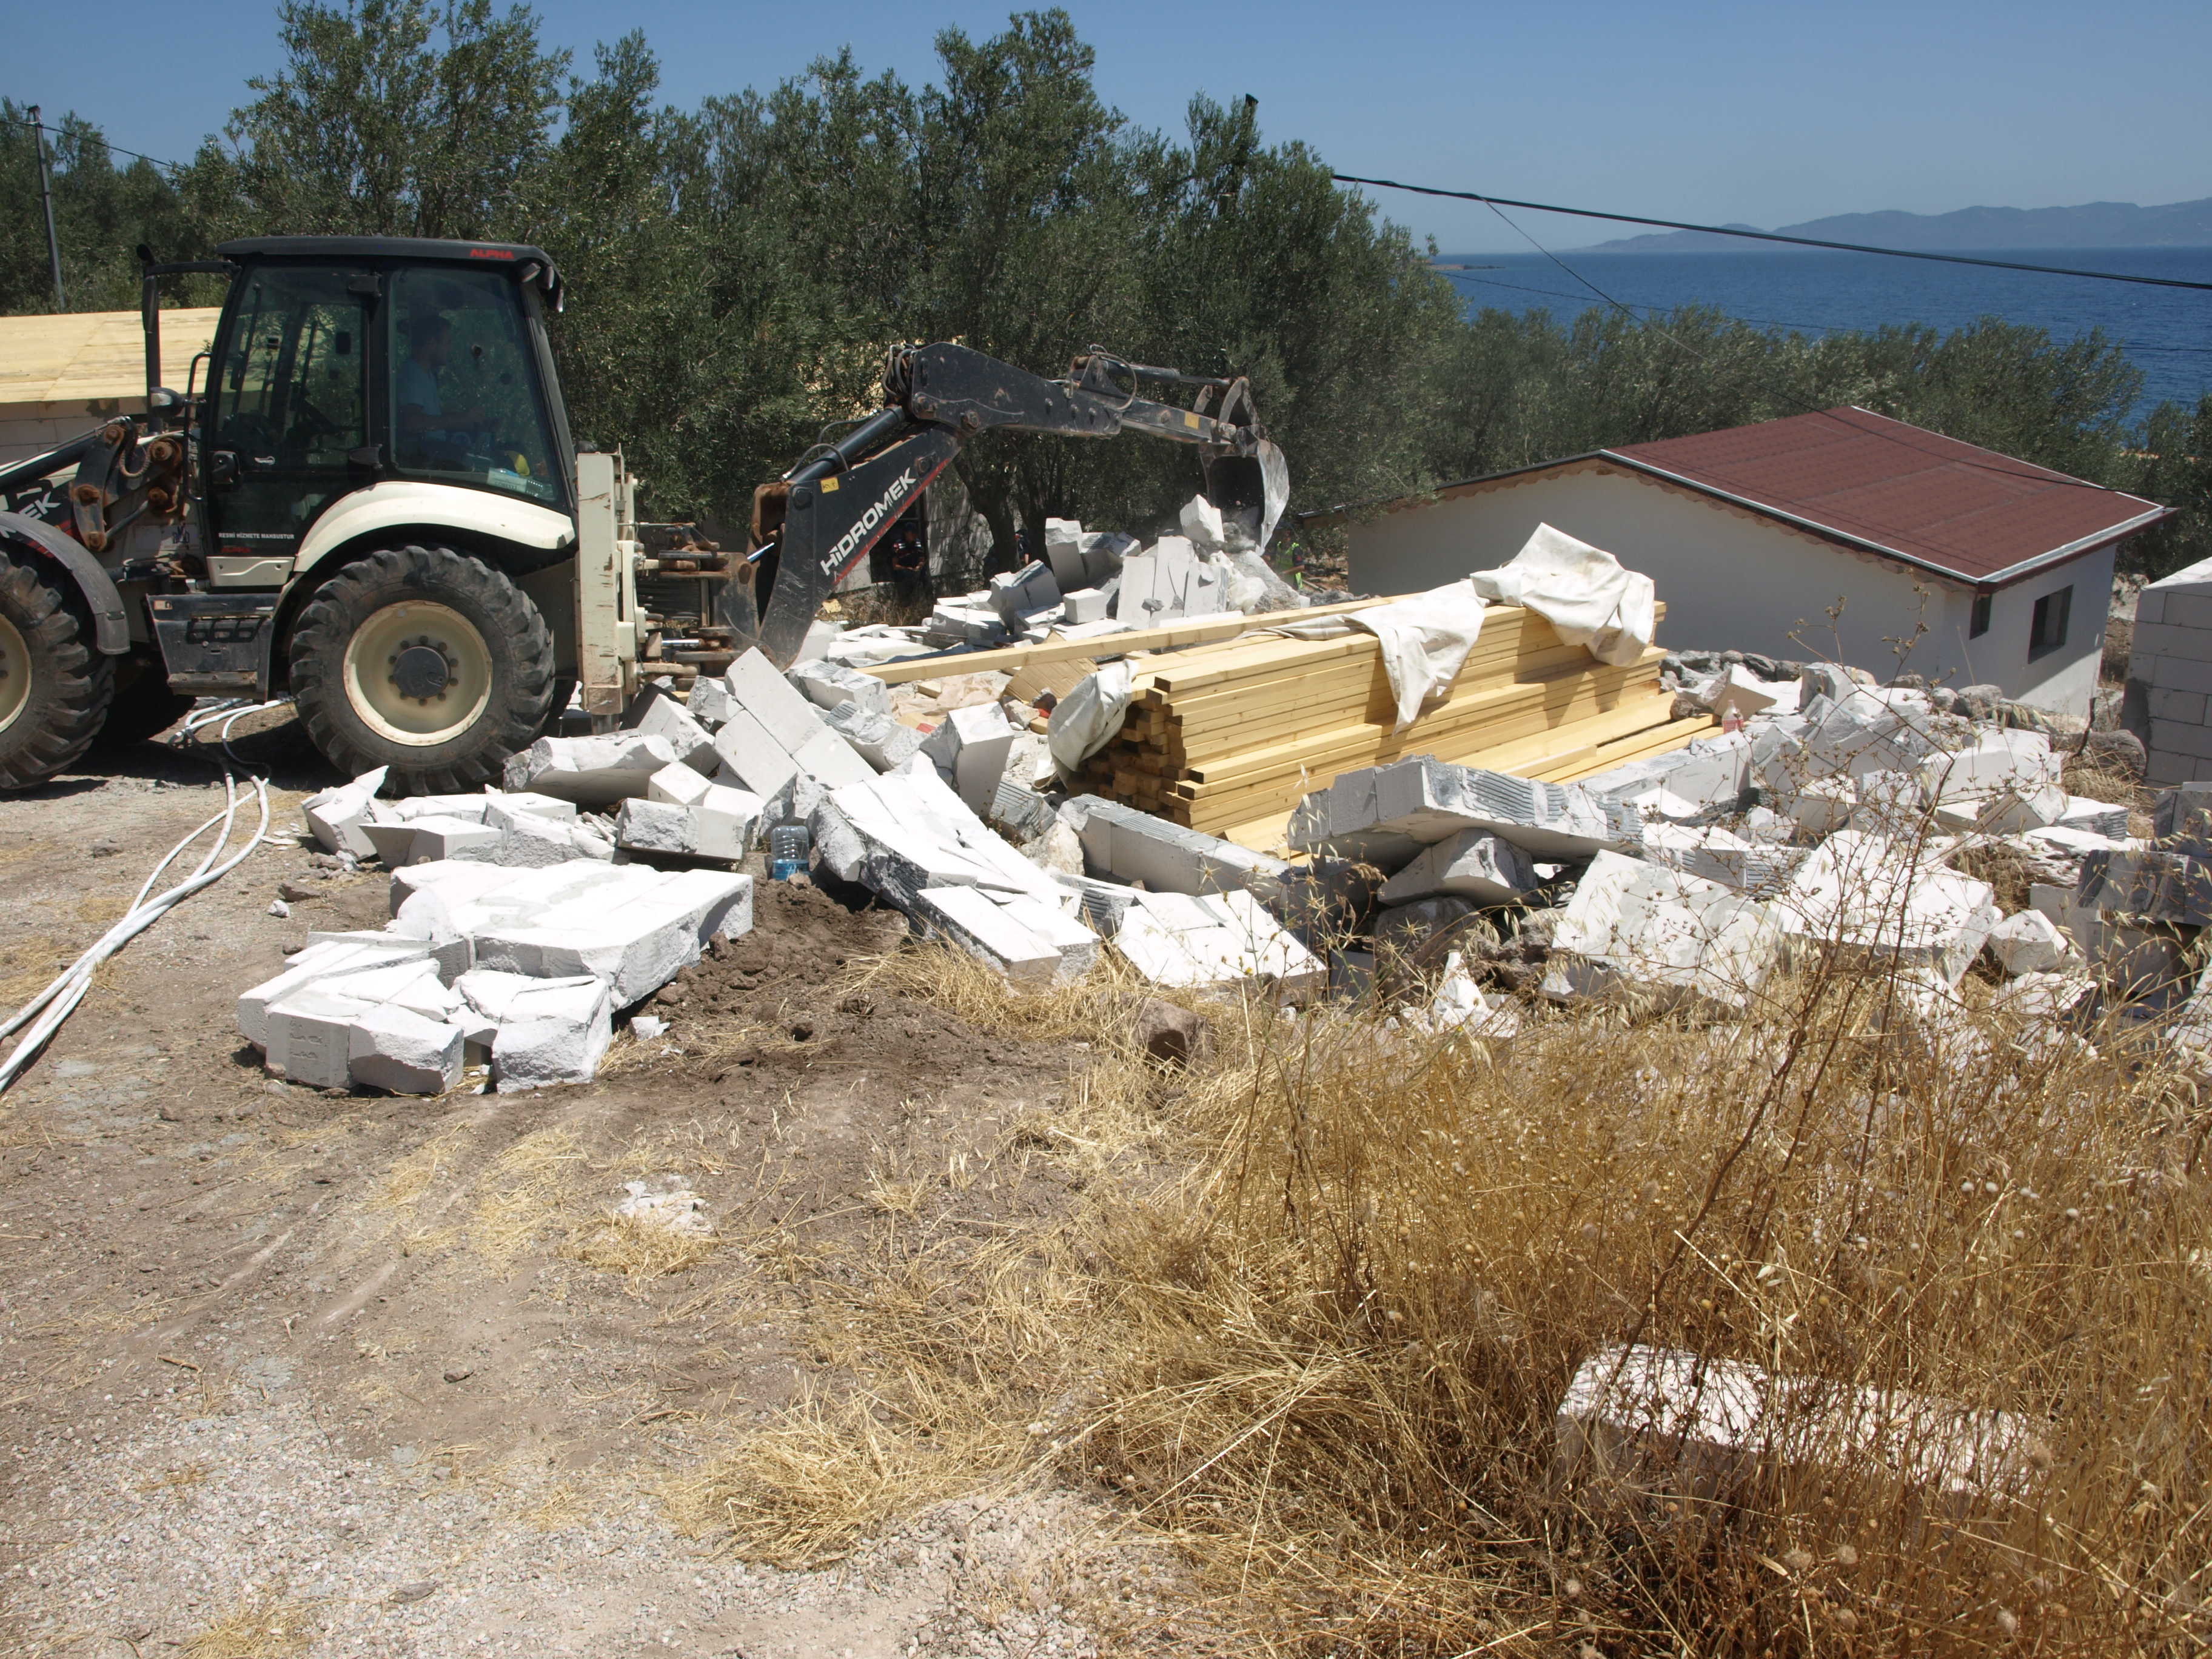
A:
1074 601 1712 846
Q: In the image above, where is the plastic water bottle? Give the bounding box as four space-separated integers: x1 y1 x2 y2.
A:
767 823 811 882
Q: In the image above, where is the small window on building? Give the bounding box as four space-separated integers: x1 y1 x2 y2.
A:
2028 585 2072 660
1969 592 1992 638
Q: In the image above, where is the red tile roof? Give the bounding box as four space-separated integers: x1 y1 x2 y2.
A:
1604 407 2169 585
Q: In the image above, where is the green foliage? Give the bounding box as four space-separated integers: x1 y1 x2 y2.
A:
8 5 2207 579
0 100 195 312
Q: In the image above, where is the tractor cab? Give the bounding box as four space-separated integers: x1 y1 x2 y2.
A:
199 236 575 578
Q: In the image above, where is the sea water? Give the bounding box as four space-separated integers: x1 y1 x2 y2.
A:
1438 247 2212 412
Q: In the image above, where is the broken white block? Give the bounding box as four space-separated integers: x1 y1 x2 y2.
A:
1977 782 2068 836
814 764 1064 913
614 784 763 862
626 688 720 774
1707 665 1779 723
1555 1344 2039 1499
301 768 388 858
502 733 677 806
1043 518 1088 591
646 762 714 808
1111 890 1322 993
1081 530 1134 587
1178 493 1225 552
825 701 923 773
1290 758 1637 868
363 814 501 868
488 791 579 826
264 988 378 1088
1986 908 2076 976
922 702 1017 816
459 971 615 1091
916 885 1068 985
712 706 802 801
1541 850 1780 1012
724 647 835 756
1376 828 1537 906
238 936 432 1048
788 658 891 717
688 675 734 729
1061 796 1290 900
1920 729 2057 803
348 1002 466 1094
367 792 494 825
1775 830 1999 990
470 870 754 1005
451 811 615 869
616 1176 710 1233
789 725 877 789
1059 587 1110 626
988 561 1062 627
2057 796 2130 839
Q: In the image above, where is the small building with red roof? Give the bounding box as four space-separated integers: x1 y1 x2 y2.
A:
1346 406 2171 717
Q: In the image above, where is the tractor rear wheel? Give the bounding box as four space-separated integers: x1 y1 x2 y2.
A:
0 545 115 791
289 545 555 794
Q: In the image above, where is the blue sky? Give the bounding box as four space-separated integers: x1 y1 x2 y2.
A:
6 0 2209 251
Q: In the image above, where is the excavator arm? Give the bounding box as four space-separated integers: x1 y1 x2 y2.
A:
735 344 1287 665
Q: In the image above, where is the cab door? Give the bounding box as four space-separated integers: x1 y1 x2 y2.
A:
203 264 378 586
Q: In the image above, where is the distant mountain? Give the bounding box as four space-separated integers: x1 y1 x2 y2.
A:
1575 198 2212 253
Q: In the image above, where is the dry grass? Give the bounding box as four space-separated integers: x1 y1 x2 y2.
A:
563 1210 722 1282
180 1587 317 1657
1067 964 2212 1655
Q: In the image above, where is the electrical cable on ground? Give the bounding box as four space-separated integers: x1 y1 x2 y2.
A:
0 699 286 1093
1333 172 2212 293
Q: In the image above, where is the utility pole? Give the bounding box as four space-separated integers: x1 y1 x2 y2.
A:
27 105 65 311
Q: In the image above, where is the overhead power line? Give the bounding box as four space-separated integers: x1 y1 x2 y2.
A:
1334 173 2212 294
7 115 188 174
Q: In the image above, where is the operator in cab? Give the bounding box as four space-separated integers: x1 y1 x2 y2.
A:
396 312 486 467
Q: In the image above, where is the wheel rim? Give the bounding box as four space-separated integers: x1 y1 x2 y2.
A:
0 611 29 739
340 600 494 747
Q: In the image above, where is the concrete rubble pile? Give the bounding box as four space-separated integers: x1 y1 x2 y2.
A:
803 494 1310 669
253 621 2201 1097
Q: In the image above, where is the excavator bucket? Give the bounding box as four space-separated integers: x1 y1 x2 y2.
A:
1202 437 1291 551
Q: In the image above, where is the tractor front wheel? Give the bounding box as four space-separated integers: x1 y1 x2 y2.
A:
289 545 555 794
0 545 115 790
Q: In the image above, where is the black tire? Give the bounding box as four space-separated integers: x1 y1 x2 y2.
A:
0 545 115 791
93 654 196 750
289 544 555 794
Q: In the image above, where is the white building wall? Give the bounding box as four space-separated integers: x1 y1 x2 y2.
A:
1346 463 2110 718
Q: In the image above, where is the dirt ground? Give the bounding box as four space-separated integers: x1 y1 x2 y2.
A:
0 714 1172 1657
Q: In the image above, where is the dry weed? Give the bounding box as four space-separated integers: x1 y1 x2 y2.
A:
181 1587 318 1657
563 1210 721 1283
1073 965 2212 1655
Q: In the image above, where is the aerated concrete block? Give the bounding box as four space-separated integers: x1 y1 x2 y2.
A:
348 1003 466 1094
813 765 1064 913
724 647 833 756
503 733 677 806
2056 796 2130 839
614 784 763 862
712 706 801 800
369 793 494 825
1775 830 1999 990
788 657 891 717
1081 530 1135 588
1986 909 2076 976
463 973 614 1091
922 703 1016 816
988 561 1062 627
1289 758 1637 869
1043 517 1088 591
1061 587 1110 626
1541 850 1781 1012
1920 729 2057 802
646 762 714 808
1554 1343 2037 1501
1067 796 1291 898
1111 890 1322 993
916 885 1068 985
487 791 579 826
238 937 432 1048
825 701 923 773
301 768 388 858
1977 783 2069 836
790 726 876 789
264 988 379 1089
363 814 501 868
469 870 754 1005
1639 822 1808 896
1377 828 1538 906
625 686 720 774
688 674 734 729
451 811 615 869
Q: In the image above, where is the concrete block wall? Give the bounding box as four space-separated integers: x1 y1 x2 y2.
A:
2127 557 2212 784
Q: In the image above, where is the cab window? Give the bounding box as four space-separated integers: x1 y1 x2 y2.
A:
210 266 367 469
390 267 564 506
